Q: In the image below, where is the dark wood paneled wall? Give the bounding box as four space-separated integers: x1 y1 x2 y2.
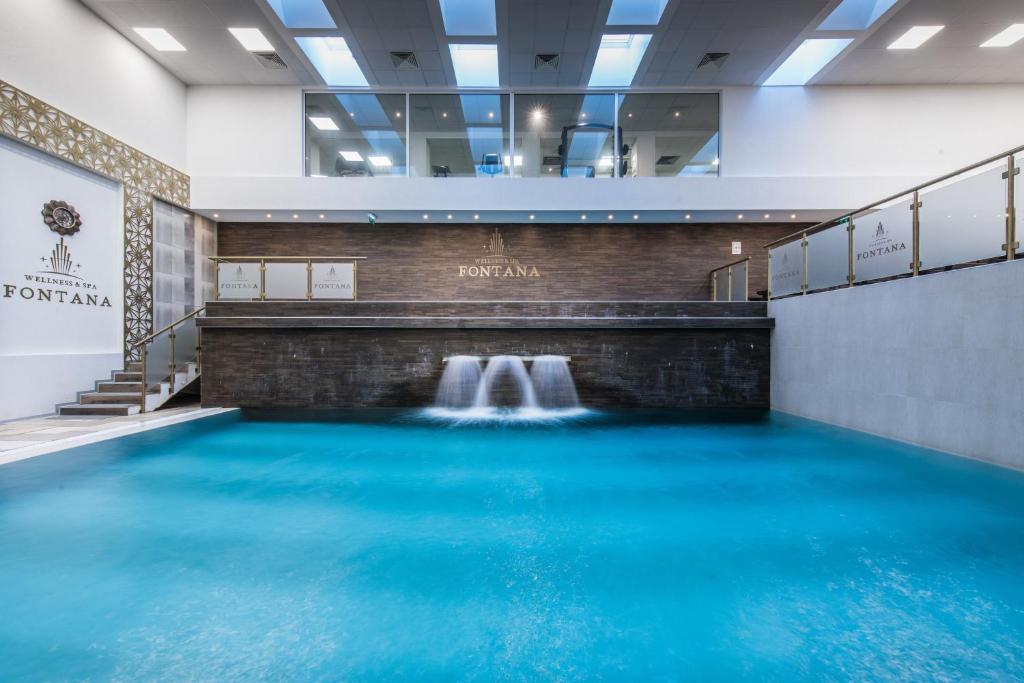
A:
218 222 799 300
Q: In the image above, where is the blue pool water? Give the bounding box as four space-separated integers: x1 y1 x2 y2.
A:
1 410 1023 681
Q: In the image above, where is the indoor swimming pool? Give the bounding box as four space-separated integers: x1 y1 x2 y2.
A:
1 411 1023 680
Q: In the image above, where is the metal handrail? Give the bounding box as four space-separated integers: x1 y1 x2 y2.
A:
764 142 1024 249
211 256 368 261
135 306 206 348
709 256 751 274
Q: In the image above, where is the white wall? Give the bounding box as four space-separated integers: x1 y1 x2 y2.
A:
0 0 187 169
186 86 301 177
770 260 1024 470
0 137 125 420
184 84 1024 213
721 85 1024 181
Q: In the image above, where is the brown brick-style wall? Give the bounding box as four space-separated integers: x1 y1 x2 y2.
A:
217 222 800 301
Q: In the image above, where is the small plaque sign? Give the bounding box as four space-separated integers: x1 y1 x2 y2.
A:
731 241 742 255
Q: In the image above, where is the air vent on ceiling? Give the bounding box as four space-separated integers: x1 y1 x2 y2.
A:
696 52 730 70
542 156 562 166
534 54 560 72
656 155 680 166
253 51 288 70
390 51 420 70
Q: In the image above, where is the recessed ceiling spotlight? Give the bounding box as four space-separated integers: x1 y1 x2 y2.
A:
674 111 680 117
442 112 448 118
764 213 770 219
473 214 480 220
319 214 325 219
487 111 494 118
266 213 272 219
228 27 274 52
685 214 691 219
212 213 219 218
790 213 796 219
627 112 633 117
132 27 186 51
530 108 545 121
395 111 402 117
447 213 453 220
981 24 1024 48
580 112 588 118
737 213 744 220
581 214 588 220
423 213 429 220
888 25 944 50
293 213 299 219
608 214 614 220
529 214 535 220
633 214 639 220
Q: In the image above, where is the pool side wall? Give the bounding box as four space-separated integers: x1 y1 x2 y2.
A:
770 259 1024 469
199 326 771 410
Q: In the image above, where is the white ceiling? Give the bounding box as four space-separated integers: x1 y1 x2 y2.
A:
78 0 1024 87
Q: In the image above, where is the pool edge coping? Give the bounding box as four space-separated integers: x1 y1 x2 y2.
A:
0 408 240 467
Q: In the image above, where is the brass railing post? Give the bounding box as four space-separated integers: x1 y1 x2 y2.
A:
139 343 147 413
911 191 922 275
1005 154 1018 260
726 266 733 301
259 258 267 300
766 250 772 300
801 232 808 295
213 259 220 301
847 217 855 287
744 257 749 301
168 330 176 393
711 271 717 301
306 258 313 300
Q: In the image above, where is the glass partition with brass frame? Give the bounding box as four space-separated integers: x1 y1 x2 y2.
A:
710 257 750 302
765 145 1020 299
137 307 204 413
211 256 367 301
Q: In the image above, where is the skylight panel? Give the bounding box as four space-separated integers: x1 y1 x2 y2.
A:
588 34 652 87
762 38 853 86
887 25 943 50
980 24 1024 48
228 28 274 52
440 0 497 36
336 95 390 126
817 0 898 30
296 37 368 86
132 28 186 52
459 95 503 123
267 0 336 29
606 0 670 26
449 44 499 87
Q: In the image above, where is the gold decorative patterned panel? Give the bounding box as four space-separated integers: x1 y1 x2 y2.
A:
0 79 189 362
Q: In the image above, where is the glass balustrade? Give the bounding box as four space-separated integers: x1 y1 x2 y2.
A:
213 257 362 301
764 148 1020 299
710 258 750 302
138 307 204 412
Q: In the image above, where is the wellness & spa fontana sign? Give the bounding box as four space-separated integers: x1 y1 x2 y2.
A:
458 228 541 279
2 200 113 308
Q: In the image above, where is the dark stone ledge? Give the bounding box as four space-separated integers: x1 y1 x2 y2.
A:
197 315 774 329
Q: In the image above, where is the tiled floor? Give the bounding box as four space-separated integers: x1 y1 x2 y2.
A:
0 405 236 465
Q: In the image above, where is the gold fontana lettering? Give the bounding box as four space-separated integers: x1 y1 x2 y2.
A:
458 264 541 278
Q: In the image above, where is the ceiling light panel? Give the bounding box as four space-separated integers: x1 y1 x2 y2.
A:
763 38 853 86
308 116 339 130
228 28 274 52
132 28 186 52
817 0 898 30
266 0 336 29
440 0 497 36
981 24 1024 48
887 26 944 50
606 0 670 26
296 37 369 86
449 44 500 87
588 34 652 87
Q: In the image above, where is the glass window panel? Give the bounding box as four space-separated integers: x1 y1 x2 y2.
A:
217 262 261 300
770 240 804 297
713 269 729 301
513 94 615 178
311 263 355 300
145 333 171 389
618 93 719 177
919 164 1008 270
806 224 850 291
730 260 748 301
1017 160 1023 257
173 319 198 368
853 197 913 282
264 262 308 300
305 93 407 177
409 94 510 177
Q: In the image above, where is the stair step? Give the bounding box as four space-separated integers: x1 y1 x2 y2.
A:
98 382 141 393
126 362 142 372
81 392 142 404
113 371 142 382
59 403 141 416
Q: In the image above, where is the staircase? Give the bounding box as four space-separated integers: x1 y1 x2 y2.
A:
57 360 199 416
